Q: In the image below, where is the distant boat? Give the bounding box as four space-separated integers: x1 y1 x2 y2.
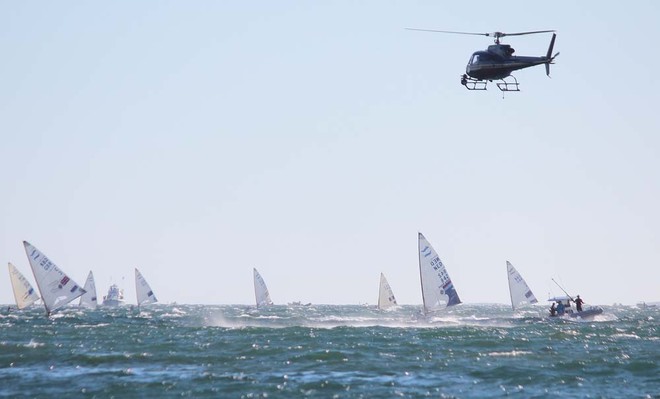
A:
102 284 125 307
23 241 86 316
135 268 158 306
506 261 538 310
7 262 40 310
79 271 98 308
548 279 603 320
377 272 398 310
253 268 273 308
418 232 461 314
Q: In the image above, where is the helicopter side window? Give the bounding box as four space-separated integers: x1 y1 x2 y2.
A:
470 54 480 65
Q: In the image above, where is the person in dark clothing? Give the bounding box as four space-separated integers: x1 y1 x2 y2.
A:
557 301 566 315
549 302 557 316
574 295 584 312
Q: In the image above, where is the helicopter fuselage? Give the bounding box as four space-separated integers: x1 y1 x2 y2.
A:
465 42 554 81
465 44 552 81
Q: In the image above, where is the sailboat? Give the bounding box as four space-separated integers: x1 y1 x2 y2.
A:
506 261 538 310
418 232 461 314
377 273 398 310
8 262 40 309
135 268 158 306
79 271 98 308
23 241 86 315
253 268 273 308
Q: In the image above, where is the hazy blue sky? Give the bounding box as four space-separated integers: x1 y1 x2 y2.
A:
2 1 659 306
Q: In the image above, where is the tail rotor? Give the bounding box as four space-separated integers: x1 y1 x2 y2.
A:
545 33 559 77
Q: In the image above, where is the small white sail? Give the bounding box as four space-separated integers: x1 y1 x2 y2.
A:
418 232 461 314
253 268 273 307
8 262 40 309
378 273 398 310
23 241 85 315
135 268 158 306
79 271 98 308
507 261 538 310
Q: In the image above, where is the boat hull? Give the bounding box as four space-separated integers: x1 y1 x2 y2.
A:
550 306 603 320
102 299 125 307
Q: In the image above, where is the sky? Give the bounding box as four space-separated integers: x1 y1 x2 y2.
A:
1 1 659 307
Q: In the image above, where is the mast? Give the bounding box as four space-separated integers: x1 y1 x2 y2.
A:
418 233 427 314
507 261 516 310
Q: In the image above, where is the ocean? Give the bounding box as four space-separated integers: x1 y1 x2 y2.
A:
0 304 657 398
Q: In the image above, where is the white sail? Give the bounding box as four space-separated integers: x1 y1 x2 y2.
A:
79 271 98 308
253 268 273 307
378 273 398 310
418 232 461 314
23 241 85 315
8 262 40 309
507 261 538 310
135 268 158 306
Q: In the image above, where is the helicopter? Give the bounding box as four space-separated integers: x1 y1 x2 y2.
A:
406 29 559 92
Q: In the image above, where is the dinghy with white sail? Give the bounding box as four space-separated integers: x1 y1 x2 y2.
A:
418 232 461 314
23 241 85 315
79 271 98 308
378 272 398 310
135 268 158 306
253 268 273 308
506 261 538 310
8 262 40 309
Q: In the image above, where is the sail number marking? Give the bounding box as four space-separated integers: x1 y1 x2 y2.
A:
30 249 53 271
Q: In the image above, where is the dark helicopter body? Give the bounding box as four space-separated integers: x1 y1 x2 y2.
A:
466 43 552 80
407 29 559 92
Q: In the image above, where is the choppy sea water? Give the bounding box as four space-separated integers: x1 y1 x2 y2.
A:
0 304 657 398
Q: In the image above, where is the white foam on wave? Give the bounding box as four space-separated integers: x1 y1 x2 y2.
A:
487 350 532 357
611 333 641 340
24 339 45 348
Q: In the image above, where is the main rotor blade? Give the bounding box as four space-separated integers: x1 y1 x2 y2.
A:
501 30 555 37
405 28 489 37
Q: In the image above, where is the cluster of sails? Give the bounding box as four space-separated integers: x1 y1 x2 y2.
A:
8 241 158 316
254 233 601 319
11 233 599 319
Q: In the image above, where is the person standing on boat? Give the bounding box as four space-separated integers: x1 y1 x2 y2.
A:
556 301 566 316
549 302 557 317
574 295 584 312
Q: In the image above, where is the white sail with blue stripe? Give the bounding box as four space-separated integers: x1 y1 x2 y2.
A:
507 261 538 310
253 268 273 308
418 232 461 314
8 262 40 309
378 273 398 310
135 268 158 306
79 271 98 308
23 241 85 315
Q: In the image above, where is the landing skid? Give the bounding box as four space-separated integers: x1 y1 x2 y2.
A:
496 75 520 92
460 74 522 93
460 74 486 90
